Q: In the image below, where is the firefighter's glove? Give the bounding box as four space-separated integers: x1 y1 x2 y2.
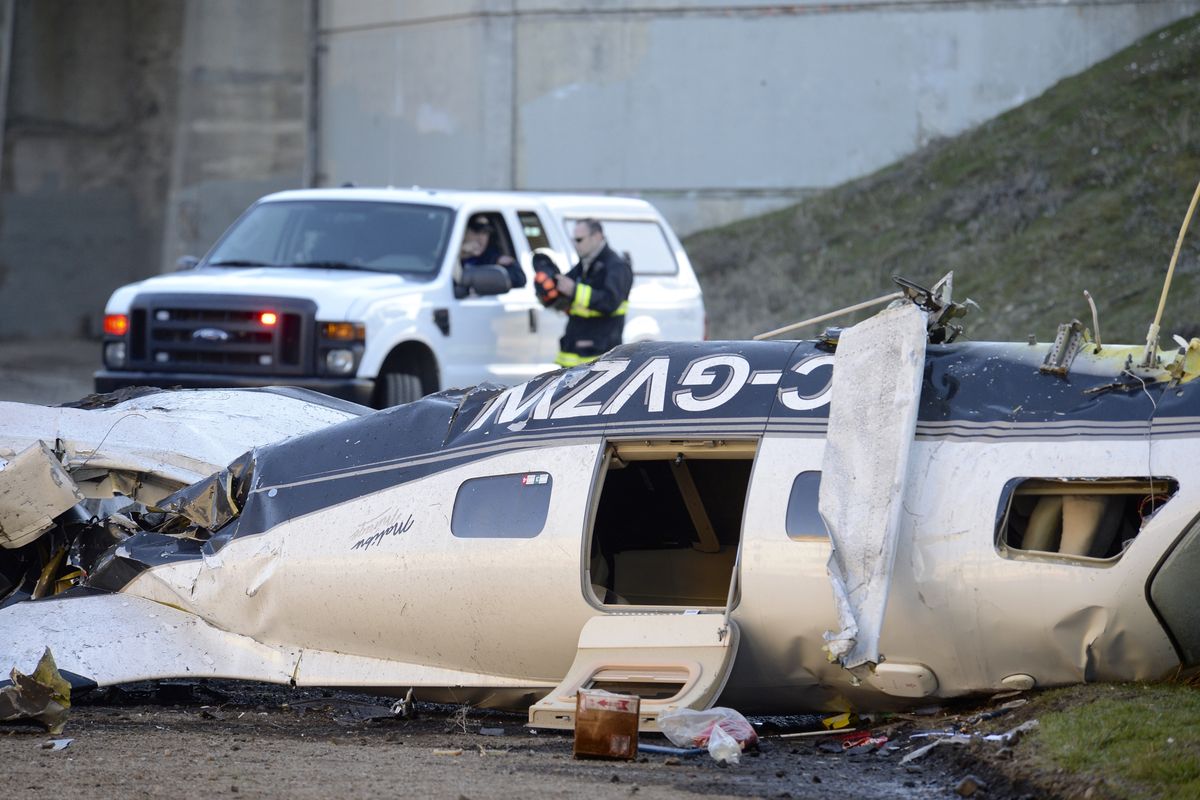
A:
534 270 560 307
551 275 576 312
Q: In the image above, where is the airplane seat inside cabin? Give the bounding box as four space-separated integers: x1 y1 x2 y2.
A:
1002 479 1179 560
1022 495 1063 552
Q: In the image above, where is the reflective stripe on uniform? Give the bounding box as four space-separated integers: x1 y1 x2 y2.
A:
555 351 599 368
568 299 629 319
570 283 593 316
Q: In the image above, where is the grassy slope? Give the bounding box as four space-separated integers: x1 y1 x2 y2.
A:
687 15 1200 344
1004 684 1200 799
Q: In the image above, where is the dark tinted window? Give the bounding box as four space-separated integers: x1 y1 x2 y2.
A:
451 472 552 538
786 471 829 540
207 200 454 277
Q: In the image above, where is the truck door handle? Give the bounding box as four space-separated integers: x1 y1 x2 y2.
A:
528 309 537 333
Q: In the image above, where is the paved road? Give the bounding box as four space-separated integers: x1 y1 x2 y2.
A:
0 337 97 405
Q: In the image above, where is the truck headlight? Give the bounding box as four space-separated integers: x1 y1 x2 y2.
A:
104 342 127 368
325 348 356 375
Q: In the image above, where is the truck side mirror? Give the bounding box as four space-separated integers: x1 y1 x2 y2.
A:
176 255 200 271
459 265 512 297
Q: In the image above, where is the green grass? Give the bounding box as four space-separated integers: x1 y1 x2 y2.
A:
1027 684 1200 799
687 15 1200 344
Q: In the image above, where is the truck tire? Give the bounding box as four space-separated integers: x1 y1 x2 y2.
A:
382 370 423 407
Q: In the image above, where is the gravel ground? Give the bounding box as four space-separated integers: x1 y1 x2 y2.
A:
0 337 97 405
0 682 1035 800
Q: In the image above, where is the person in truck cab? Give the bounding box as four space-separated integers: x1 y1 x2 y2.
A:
459 215 525 289
546 218 633 368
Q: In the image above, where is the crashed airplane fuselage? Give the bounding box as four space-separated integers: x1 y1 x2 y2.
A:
3 307 1200 724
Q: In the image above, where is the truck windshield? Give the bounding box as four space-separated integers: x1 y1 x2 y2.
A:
206 200 454 278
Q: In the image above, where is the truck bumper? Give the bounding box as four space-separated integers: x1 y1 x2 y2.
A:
93 370 377 407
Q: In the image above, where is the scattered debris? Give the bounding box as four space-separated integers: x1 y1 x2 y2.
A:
0 648 71 734
821 712 858 730
956 774 988 797
41 738 73 751
0 441 84 550
476 745 507 756
433 748 463 756
478 727 505 736
900 717 1040 764
573 690 639 761
637 743 705 757
776 729 856 739
658 707 758 765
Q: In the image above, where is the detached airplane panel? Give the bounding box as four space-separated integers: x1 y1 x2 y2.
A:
819 303 927 671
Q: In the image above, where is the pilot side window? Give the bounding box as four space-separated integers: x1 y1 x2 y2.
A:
996 477 1178 563
587 440 754 607
786 471 829 540
451 472 552 538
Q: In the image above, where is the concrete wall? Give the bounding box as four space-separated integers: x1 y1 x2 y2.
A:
0 0 307 340
317 0 1200 234
0 0 183 339
159 0 309 268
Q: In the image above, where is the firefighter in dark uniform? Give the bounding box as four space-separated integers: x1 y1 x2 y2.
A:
535 219 633 368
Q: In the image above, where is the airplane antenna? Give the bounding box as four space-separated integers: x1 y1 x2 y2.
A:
1084 290 1102 352
1141 178 1200 368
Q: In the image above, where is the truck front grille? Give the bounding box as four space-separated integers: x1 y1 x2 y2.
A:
125 293 316 376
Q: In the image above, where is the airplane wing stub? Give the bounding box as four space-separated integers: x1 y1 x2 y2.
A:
819 302 928 671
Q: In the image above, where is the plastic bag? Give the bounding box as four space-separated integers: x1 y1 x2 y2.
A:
706 722 742 764
657 707 758 764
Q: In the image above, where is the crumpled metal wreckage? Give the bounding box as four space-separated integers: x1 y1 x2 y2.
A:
3 294 1200 734
0 648 71 734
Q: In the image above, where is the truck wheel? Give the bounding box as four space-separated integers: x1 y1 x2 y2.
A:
382 370 424 407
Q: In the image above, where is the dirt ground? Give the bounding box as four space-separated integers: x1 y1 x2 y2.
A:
0 681 1046 800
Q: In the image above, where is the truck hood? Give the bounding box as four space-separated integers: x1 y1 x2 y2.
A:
105 267 429 320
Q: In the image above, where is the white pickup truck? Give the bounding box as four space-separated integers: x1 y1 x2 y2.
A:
94 188 706 407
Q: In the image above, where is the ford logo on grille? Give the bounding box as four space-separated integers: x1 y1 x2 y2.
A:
193 327 231 342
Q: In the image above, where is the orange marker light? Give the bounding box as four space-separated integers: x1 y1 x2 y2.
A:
259 312 278 326
104 314 129 336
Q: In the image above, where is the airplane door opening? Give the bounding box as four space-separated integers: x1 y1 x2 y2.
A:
586 440 756 608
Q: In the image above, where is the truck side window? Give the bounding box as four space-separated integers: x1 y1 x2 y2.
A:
565 218 678 276
459 212 517 265
517 211 551 250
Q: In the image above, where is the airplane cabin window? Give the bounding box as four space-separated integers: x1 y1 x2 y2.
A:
587 440 754 607
451 472 552 538
996 478 1177 562
786 471 829 540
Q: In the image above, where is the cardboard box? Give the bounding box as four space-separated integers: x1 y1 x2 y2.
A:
572 690 640 760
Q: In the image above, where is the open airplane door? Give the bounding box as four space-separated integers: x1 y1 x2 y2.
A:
528 612 739 732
